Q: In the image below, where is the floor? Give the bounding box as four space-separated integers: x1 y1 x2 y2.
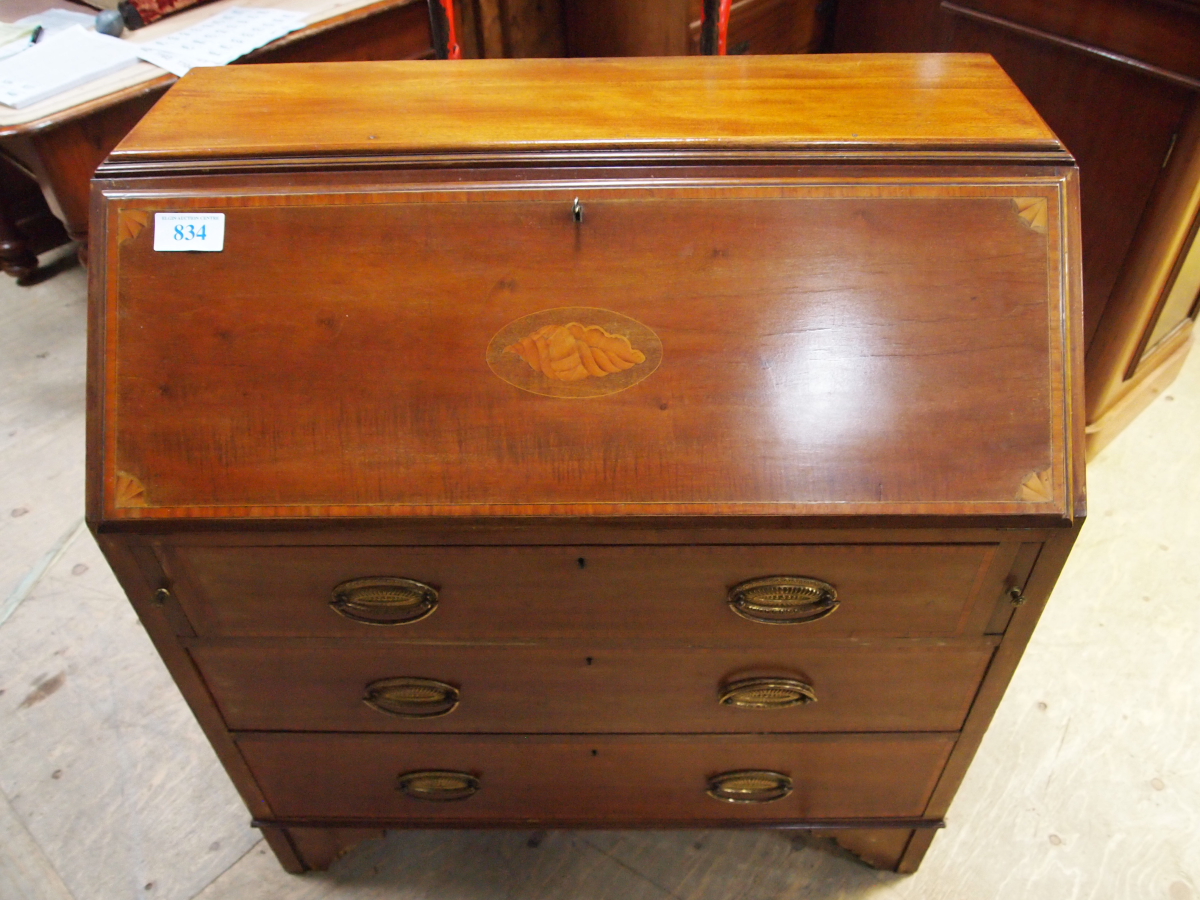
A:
1 250 1197 900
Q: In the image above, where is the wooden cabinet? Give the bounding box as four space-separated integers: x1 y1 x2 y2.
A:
562 0 828 57
87 55 1085 875
832 0 1200 455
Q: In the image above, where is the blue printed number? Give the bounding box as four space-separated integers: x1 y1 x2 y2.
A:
173 223 207 241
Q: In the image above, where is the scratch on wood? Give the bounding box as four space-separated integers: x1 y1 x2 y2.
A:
1044 717 1072 794
19 671 65 709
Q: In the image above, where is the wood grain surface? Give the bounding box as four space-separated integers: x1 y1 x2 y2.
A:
159 541 1013 639
100 181 1070 520
105 55 1062 163
81 55 1087 878
192 640 995 733
235 732 955 822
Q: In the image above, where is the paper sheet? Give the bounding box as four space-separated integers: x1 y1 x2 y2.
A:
0 25 138 109
135 6 305 77
13 9 100 40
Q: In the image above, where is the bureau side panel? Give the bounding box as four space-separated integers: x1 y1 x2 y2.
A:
899 523 1083 871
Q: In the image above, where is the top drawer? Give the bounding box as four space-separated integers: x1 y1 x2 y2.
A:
159 542 1015 639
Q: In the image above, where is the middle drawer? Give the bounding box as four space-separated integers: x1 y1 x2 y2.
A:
194 641 994 733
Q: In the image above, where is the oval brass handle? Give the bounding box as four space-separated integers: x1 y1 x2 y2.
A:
706 770 793 804
363 677 460 718
727 576 838 625
396 770 480 802
330 576 438 625
719 677 816 709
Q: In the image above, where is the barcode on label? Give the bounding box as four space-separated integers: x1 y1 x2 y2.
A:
153 213 225 252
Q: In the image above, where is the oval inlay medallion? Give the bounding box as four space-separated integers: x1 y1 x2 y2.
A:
487 307 662 398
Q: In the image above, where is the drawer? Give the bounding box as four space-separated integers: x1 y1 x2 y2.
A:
237 732 955 822
162 542 1014 639
195 641 994 734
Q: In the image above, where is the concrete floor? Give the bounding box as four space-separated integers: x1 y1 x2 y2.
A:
1 249 1197 900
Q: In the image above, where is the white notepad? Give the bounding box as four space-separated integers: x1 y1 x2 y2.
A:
0 26 139 109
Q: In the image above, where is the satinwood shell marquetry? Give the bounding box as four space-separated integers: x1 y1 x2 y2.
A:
87 55 1084 877
487 307 663 398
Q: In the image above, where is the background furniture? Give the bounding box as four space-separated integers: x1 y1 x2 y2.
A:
88 55 1084 876
563 0 830 57
0 0 437 280
0 154 70 283
831 0 1200 454
456 0 830 60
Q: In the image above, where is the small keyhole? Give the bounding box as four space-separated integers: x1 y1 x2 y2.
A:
572 198 584 223
591 749 599 757
577 557 587 569
586 657 594 665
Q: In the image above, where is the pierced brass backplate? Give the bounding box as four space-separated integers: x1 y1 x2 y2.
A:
706 770 793 804
727 576 838 625
396 770 480 801
719 677 817 709
329 576 439 625
363 676 460 718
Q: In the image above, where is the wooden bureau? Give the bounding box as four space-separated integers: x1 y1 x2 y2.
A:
86 55 1086 874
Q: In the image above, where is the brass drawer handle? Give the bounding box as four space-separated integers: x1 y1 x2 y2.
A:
330 576 438 625
363 677 460 718
727 576 838 625
706 770 793 804
397 770 480 802
719 677 816 709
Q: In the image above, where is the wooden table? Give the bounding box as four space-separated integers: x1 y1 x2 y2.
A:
0 0 435 281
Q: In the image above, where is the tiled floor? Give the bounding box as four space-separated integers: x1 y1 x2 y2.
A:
1 251 1197 900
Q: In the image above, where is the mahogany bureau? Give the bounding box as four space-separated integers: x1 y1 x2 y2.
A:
86 55 1086 874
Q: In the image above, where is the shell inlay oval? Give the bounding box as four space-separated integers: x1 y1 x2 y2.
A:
487 307 662 398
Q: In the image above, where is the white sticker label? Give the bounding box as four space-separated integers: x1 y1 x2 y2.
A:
153 213 225 252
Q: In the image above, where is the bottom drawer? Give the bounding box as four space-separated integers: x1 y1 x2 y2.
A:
238 733 955 823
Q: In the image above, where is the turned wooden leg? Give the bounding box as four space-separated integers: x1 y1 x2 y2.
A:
0 160 56 284
0 228 39 283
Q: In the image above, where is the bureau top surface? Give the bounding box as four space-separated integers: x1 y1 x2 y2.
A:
106 54 1063 165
